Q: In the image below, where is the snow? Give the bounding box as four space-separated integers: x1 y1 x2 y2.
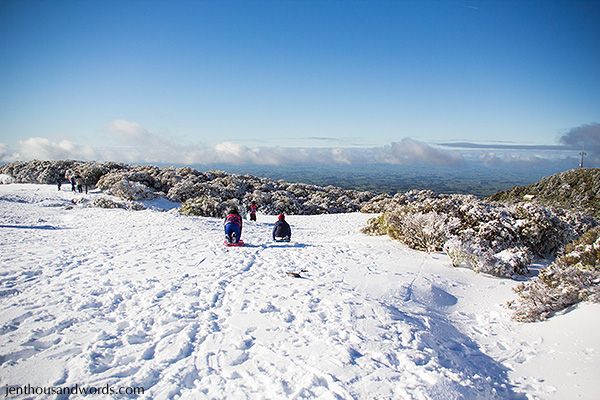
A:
1 184 598 399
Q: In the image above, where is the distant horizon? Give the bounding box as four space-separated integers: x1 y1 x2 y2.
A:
1 156 588 198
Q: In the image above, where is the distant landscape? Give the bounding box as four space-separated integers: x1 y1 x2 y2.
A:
193 162 571 197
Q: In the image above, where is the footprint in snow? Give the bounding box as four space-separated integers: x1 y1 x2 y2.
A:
259 302 280 313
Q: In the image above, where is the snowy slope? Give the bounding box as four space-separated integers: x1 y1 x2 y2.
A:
0 184 598 399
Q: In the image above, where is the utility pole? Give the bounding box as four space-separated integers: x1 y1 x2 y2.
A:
579 151 587 168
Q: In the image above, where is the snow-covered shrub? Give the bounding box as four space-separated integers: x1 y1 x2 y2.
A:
0 174 15 184
446 240 531 277
92 196 145 211
98 178 156 201
363 190 597 277
488 168 600 218
128 201 147 211
0 160 126 185
1 159 379 215
167 177 212 202
243 190 271 210
360 193 394 213
382 209 458 252
97 171 155 191
512 203 573 258
75 162 124 186
180 196 241 218
92 197 122 209
270 190 301 215
508 226 600 321
180 196 221 217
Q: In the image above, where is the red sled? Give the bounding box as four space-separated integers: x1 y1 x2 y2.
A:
224 240 245 247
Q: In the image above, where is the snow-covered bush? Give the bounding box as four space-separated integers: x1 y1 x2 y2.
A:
367 209 458 252
97 171 155 191
98 177 156 201
1 160 379 215
180 196 241 218
445 239 531 277
167 177 212 202
1 160 73 183
75 162 125 186
488 168 600 218
270 190 302 215
360 193 394 213
0 160 126 185
363 190 597 277
92 197 145 211
92 197 121 209
508 226 600 321
512 203 581 258
0 174 15 184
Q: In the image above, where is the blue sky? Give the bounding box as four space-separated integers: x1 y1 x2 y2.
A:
0 0 599 166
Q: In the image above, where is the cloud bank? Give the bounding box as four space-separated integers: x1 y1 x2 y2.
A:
0 120 465 167
1 120 597 169
4 137 97 161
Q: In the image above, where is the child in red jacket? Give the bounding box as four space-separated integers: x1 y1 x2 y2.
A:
224 208 243 244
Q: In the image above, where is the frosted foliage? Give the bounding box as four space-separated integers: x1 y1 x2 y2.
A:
360 193 395 213
508 226 600 321
1 160 379 215
363 190 597 278
180 196 241 218
0 174 15 184
488 168 600 218
92 196 145 211
0 160 126 185
98 178 156 201
387 211 457 252
168 173 373 216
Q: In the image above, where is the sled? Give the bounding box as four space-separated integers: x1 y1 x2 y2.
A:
224 240 245 247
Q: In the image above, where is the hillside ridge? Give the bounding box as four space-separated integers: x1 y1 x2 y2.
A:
487 168 600 218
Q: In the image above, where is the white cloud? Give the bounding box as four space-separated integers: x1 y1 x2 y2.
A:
108 119 148 138
476 151 577 169
10 137 97 161
380 138 464 166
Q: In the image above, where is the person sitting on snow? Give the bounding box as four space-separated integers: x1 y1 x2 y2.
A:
272 213 291 242
224 207 243 244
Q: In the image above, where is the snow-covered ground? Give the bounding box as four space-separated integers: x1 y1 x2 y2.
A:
0 184 598 399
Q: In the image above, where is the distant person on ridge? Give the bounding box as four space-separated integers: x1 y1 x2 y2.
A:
248 201 258 221
273 213 291 242
70 175 76 192
56 178 62 191
224 207 243 244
